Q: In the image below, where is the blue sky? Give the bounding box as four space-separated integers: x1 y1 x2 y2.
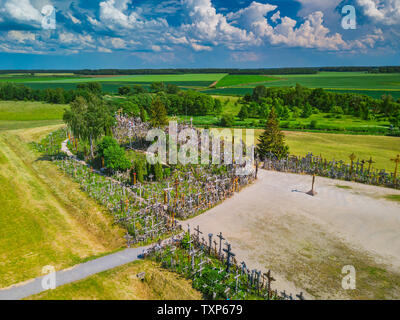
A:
0 0 399 69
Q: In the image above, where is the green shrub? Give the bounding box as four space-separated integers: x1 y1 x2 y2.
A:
220 114 235 127
103 144 130 172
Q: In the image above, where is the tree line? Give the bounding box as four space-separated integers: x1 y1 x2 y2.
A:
237 84 400 128
115 84 222 119
0 82 102 105
2 66 399 75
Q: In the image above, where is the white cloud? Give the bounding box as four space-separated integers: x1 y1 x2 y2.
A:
181 0 258 49
67 12 81 24
96 0 168 31
357 0 400 25
227 2 347 50
7 30 35 42
4 0 41 22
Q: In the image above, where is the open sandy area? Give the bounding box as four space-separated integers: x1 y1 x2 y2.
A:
185 169 400 299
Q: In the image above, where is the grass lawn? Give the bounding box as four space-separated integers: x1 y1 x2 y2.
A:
26 260 202 300
0 126 125 288
0 101 67 121
254 130 400 172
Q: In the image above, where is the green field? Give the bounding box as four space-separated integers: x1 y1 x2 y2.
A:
206 72 400 99
4 73 227 93
24 73 227 84
215 74 277 88
27 260 201 300
255 130 400 172
0 101 67 121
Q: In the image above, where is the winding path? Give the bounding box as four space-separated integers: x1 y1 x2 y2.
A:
0 246 151 300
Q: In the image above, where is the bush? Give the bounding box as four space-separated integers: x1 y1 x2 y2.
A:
220 114 235 127
103 144 130 172
97 136 119 158
309 120 318 129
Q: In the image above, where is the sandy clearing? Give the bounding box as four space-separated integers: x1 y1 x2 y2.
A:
185 170 400 299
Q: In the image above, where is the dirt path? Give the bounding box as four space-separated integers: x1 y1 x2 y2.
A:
185 170 400 299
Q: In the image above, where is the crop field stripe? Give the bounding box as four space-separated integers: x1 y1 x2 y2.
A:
21 73 228 84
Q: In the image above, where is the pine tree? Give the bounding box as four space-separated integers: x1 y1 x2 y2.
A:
149 97 168 128
256 107 289 159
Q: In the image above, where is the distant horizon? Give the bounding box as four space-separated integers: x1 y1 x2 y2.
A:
1 65 400 72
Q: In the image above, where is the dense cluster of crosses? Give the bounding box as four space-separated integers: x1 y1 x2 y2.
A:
55 115 255 244
143 225 305 301
263 152 400 189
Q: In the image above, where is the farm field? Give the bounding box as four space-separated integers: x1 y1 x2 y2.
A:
0 101 67 121
205 72 400 99
215 74 277 88
27 260 201 300
0 125 125 288
6 73 227 93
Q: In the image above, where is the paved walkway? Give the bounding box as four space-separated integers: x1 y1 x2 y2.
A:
0 246 151 300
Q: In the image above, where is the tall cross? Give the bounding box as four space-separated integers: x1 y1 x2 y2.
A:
366 157 375 174
264 270 276 300
208 233 213 254
222 242 236 273
391 154 400 185
349 152 356 176
217 232 225 258
194 225 203 241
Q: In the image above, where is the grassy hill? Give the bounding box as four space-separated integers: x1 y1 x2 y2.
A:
0 125 125 288
26 260 202 300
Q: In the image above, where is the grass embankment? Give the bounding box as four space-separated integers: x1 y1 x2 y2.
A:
26 260 202 300
0 126 125 288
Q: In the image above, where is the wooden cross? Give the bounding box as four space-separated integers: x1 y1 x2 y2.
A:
213 240 217 254
194 225 203 241
208 233 213 255
223 242 236 273
307 174 317 196
366 157 375 174
217 232 225 257
391 154 400 185
349 153 356 176
264 270 276 300
296 292 305 300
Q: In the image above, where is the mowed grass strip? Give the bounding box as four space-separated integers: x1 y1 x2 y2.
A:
0 126 125 288
26 260 202 300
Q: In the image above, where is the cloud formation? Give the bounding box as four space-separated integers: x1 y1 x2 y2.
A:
0 0 395 58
